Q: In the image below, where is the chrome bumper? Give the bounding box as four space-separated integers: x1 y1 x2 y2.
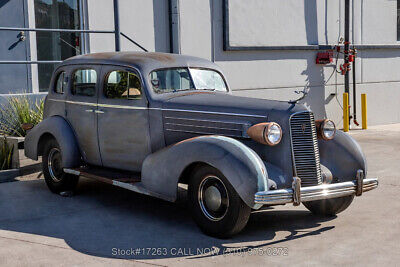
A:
254 177 378 205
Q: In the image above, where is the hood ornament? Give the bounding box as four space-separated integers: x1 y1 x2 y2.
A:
301 124 306 134
289 86 310 104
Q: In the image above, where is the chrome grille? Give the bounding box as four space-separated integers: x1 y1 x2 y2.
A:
289 111 322 186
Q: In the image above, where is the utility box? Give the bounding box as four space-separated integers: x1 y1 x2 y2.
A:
316 51 333 64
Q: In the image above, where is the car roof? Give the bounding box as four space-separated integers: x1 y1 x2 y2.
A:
62 52 221 74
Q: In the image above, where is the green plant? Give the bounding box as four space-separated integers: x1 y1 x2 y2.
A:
0 137 13 170
0 94 44 137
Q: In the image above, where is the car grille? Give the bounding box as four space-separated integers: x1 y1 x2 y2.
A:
289 111 322 186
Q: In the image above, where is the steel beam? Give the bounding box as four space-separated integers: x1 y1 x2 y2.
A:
0 27 114 34
113 0 121 51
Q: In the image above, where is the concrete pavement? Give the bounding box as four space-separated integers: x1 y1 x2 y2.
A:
0 125 399 266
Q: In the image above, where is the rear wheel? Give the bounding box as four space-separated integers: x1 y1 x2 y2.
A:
42 139 79 194
303 195 354 216
188 165 251 238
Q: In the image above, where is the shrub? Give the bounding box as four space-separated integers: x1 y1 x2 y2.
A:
0 137 13 170
0 94 44 137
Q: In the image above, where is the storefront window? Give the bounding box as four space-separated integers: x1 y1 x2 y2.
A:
34 0 82 91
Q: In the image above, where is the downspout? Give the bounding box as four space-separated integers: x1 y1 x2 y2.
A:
113 0 121 52
353 49 359 126
351 0 359 126
169 0 181 54
344 0 351 127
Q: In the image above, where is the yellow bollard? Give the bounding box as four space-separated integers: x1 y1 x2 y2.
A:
343 93 349 132
361 93 367 129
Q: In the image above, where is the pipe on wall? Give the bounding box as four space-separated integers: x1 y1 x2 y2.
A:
169 0 181 54
113 0 121 52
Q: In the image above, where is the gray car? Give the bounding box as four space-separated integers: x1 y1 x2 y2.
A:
24 52 378 238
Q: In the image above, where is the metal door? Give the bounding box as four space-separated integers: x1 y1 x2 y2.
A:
97 65 151 172
0 0 30 93
65 65 102 166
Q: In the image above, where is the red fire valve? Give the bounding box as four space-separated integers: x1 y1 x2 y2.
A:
316 51 333 64
340 63 351 75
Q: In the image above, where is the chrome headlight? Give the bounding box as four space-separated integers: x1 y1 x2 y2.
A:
247 122 283 146
265 123 282 146
317 119 336 140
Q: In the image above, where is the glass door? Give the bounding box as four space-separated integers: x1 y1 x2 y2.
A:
34 0 84 92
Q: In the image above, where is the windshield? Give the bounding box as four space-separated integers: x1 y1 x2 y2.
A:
149 68 227 94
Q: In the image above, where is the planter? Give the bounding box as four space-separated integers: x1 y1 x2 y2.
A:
0 135 24 169
0 169 20 183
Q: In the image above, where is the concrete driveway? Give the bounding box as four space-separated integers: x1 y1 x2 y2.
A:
0 125 399 266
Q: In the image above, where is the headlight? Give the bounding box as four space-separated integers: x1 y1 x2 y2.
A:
265 123 282 146
316 119 336 140
247 122 282 146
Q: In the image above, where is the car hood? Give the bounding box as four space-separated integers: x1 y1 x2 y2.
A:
161 91 307 121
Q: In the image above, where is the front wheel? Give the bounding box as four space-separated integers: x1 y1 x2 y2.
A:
188 165 251 238
303 195 354 216
42 138 79 194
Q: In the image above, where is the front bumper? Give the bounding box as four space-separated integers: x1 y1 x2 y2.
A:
254 177 378 206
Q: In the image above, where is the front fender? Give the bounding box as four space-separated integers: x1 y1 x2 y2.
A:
141 135 268 208
319 130 367 182
24 116 81 168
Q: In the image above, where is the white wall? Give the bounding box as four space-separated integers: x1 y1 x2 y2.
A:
180 0 212 60
362 0 397 44
87 0 169 53
227 0 341 47
86 0 400 126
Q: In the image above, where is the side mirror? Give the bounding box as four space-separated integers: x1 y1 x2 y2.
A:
21 123 34 131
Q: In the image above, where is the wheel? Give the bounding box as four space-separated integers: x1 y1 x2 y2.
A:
42 138 79 194
303 195 354 216
188 165 251 238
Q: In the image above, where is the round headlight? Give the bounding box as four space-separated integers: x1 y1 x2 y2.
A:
264 123 282 146
320 119 336 140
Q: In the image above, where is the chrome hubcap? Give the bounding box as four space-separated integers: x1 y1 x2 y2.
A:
48 148 63 182
198 175 229 221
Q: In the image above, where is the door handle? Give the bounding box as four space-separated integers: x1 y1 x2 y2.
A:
85 109 94 113
94 110 105 114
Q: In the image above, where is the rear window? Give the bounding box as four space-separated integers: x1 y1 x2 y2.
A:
54 71 66 94
71 69 97 96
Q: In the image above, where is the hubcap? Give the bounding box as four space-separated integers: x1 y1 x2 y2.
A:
48 147 63 182
198 175 229 221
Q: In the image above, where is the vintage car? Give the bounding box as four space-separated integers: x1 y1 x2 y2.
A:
25 52 378 238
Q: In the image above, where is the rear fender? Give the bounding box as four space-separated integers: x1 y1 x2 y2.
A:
24 116 81 168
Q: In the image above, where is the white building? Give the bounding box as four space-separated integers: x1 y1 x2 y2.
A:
1 0 400 127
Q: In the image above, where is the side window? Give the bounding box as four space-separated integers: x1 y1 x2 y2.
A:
54 72 67 94
72 69 97 96
104 70 142 99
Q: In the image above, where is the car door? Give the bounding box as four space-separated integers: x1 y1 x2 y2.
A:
66 65 102 166
97 66 152 172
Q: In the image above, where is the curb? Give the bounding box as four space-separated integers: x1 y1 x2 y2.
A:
0 169 20 183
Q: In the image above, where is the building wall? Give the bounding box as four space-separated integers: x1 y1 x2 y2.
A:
87 0 170 53
87 0 400 127
181 0 400 127
2 0 398 127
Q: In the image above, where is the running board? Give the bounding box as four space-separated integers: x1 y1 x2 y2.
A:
64 166 141 184
64 167 174 202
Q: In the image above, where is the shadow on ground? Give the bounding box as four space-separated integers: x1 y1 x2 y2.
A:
0 179 335 260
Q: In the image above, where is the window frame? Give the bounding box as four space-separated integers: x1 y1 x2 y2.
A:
71 68 98 97
103 69 143 100
53 71 66 94
148 67 229 94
